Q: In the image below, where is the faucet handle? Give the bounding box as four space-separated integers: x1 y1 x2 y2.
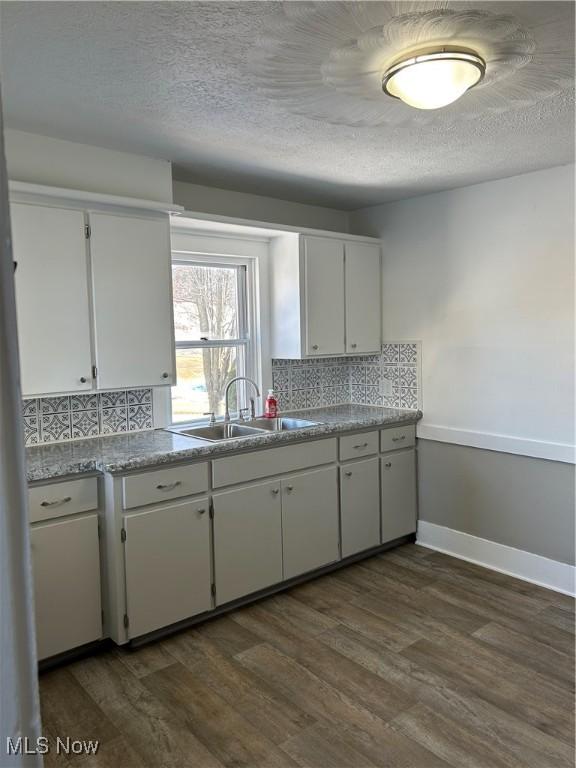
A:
203 411 216 426
238 408 251 422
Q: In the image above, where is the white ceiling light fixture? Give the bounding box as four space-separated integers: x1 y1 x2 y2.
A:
382 47 486 110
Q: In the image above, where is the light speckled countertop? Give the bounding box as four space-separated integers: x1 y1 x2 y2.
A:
26 405 422 482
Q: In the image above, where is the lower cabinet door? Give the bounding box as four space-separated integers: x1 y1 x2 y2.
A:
340 458 380 558
213 480 283 605
381 449 417 542
282 466 339 579
123 497 211 638
31 513 102 660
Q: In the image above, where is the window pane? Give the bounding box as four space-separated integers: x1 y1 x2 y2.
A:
171 347 241 423
172 264 240 342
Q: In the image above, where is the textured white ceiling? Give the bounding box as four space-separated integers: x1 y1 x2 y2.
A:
0 1 573 209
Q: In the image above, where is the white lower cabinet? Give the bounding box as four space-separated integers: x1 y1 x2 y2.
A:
123 497 211 638
213 480 283 605
282 466 339 579
340 458 381 558
31 513 102 660
381 449 417 542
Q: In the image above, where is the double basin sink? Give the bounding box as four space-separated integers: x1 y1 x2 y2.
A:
166 417 319 443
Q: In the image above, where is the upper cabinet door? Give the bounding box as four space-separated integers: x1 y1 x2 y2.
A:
89 212 175 390
345 242 381 354
303 236 345 356
11 203 94 396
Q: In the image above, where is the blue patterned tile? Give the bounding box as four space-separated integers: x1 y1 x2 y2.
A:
365 365 380 387
291 367 307 389
71 409 99 438
23 415 40 445
305 368 321 389
382 344 400 364
399 343 418 364
99 391 127 409
349 365 365 386
272 367 291 391
382 365 399 386
350 385 366 403
291 389 307 410
275 390 292 412
127 388 153 407
40 396 70 415
70 393 99 411
398 366 417 389
365 386 383 406
306 388 322 408
22 399 38 418
41 412 72 442
399 388 418 409
128 404 153 431
100 407 128 434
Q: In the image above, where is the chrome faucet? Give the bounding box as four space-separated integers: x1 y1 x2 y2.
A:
224 377 261 423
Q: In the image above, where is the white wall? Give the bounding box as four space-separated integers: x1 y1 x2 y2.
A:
350 165 575 462
173 180 349 233
5 129 173 202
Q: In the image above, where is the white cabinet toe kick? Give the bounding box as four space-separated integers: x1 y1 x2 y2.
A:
33 425 417 658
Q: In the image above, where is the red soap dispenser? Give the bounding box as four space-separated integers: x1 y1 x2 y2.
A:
264 389 278 418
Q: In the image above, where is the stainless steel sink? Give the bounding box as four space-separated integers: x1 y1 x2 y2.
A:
247 417 319 432
169 423 266 441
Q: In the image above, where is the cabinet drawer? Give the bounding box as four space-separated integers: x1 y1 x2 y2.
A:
122 463 209 510
29 477 98 523
339 431 379 462
380 425 416 453
212 439 337 489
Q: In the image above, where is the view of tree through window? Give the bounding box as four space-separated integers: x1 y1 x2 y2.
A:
171 262 247 422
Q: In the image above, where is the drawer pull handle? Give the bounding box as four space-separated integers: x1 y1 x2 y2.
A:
271 488 280 495
156 481 182 491
286 485 294 492
392 435 406 442
40 496 72 508
385 462 392 468
345 471 353 477
354 442 369 449
197 509 206 515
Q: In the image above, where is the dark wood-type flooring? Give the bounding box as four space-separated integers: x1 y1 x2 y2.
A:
39 544 575 768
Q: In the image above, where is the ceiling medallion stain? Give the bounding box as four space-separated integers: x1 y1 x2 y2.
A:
249 3 574 126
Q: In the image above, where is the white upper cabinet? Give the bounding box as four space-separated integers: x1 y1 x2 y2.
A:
90 212 175 390
304 236 345 356
345 242 381 354
11 196 175 395
270 231 381 359
12 203 94 396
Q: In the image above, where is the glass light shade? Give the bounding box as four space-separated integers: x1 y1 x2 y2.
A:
382 50 485 110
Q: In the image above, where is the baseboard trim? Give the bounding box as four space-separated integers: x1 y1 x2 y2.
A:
416 424 575 464
417 521 576 597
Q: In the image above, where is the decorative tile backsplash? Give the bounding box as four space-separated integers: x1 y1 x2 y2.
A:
272 342 420 412
22 389 153 446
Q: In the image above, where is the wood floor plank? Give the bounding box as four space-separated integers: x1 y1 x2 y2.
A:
39 544 575 768
390 702 534 768
164 630 315 745
473 621 575 689
142 662 298 767
69 654 224 768
319 625 575 768
40 667 119 747
235 643 448 768
280 722 379 768
401 637 574 744
232 603 416 723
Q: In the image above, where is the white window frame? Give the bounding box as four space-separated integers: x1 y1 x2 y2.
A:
168 252 260 426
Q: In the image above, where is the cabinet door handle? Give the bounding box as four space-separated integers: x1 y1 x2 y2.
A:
384 462 392 468
353 442 369 449
40 496 72 508
156 481 181 491
351 343 357 349
312 345 319 351
161 372 170 379
392 435 406 442
286 485 294 492
345 471 353 477
271 488 280 495
80 376 87 383
197 508 206 515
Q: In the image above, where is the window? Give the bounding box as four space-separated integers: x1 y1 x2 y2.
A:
171 258 255 423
